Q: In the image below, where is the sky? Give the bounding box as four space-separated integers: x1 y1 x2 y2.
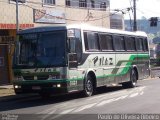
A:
110 0 160 19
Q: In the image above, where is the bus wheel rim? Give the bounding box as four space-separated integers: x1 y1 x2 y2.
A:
132 70 137 86
86 79 93 95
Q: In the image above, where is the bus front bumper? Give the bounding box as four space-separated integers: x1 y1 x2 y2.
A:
13 80 68 94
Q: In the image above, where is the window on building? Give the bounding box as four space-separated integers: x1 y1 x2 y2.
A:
9 0 26 3
84 31 100 51
66 0 71 6
99 34 114 51
79 0 87 8
43 0 55 6
114 36 125 51
135 38 143 51
100 2 106 11
125 37 136 51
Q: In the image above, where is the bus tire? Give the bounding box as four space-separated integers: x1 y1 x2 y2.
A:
122 69 137 88
83 75 94 97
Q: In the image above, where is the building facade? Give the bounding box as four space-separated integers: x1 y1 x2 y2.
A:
0 0 110 84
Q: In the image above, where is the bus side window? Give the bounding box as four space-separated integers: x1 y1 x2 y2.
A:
75 29 82 63
135 38 143 51
99 34 114 51
114 35 125 51
69 38 76 53
143 38 149 51
68 29 82 63
125 36 136 51
84 31 100 51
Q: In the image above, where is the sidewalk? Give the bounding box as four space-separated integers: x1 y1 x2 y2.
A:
0 84 37 102
0 84 15 97
0 84 13 89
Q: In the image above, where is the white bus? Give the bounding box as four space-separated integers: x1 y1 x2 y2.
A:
13 24 150 97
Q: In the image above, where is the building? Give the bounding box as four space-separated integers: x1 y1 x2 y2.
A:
110 13 124 30
0 0 110 84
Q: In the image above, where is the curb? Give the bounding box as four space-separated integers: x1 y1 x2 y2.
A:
0 85 13 90
143 77 159 81
151 67 160 70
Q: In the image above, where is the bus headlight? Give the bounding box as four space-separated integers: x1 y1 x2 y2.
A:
14 85 21 89
57 84 61 88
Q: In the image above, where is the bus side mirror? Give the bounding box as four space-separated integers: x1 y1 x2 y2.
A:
68 53 78 68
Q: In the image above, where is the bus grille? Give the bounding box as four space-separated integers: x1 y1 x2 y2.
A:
23 75 49 80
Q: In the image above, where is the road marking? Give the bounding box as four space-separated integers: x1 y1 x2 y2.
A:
140 91 144 95
60 108 75 114
73 103 96 113
129 92 139 98
40 109 57 120
38 107 56 114
96 99 115 107
114 95 128 100
87 94 110 101
41 108 75 120
39 86 146 115
138 86 146 91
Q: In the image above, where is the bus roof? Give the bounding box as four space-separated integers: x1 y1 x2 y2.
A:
18 24 147 37
67 24 147 37
18 26 67 34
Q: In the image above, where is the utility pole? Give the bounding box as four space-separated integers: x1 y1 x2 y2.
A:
133 0 137 31
16 0 19 33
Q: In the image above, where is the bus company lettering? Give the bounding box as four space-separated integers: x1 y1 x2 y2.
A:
92 56 113 66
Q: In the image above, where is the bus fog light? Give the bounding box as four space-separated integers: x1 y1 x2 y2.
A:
57 84 61 88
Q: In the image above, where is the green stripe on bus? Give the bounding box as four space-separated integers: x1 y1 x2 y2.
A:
99 54 149 78
13 54 149 85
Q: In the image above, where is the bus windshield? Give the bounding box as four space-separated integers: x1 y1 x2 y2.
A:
14 31 67 68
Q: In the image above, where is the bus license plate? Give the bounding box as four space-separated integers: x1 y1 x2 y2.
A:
32 86 41 90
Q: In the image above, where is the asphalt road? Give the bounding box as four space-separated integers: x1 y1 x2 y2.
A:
0 77 160 120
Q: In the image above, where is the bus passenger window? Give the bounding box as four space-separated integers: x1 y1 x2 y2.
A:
68 29 82 63
69 38 76 53
114 36 125 51
136 38 143 51
125 37 136 51
99 34 113 51
143 38 149 51
84 31 100 51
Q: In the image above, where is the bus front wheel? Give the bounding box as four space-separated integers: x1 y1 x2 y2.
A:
83 75 94 97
